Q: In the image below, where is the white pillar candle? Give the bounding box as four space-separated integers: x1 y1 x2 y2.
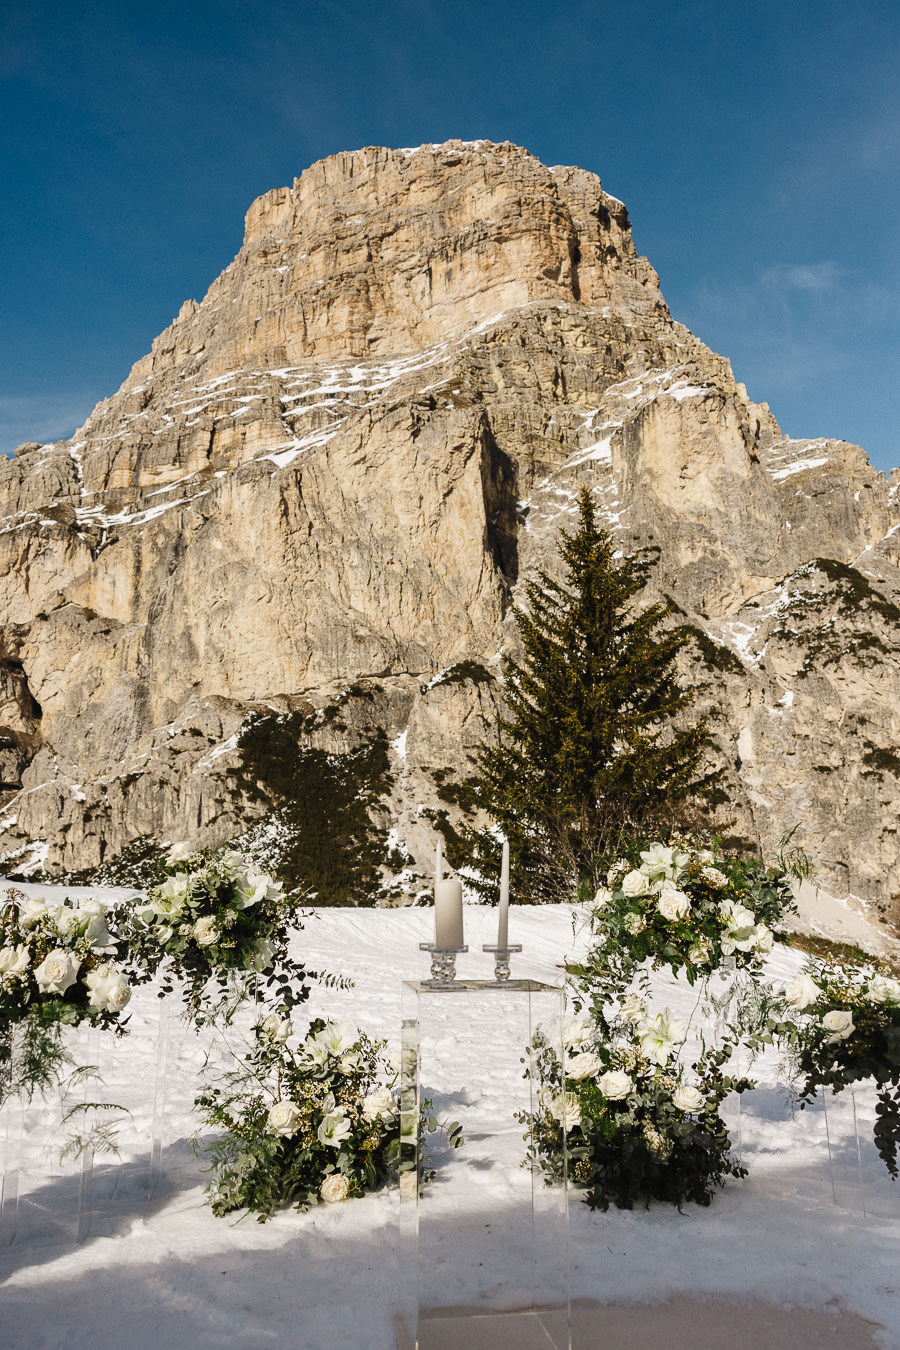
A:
498 838 510 948
435 878 464 949
434 837 464 949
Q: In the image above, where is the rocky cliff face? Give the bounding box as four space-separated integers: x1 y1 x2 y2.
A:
2 140 899 920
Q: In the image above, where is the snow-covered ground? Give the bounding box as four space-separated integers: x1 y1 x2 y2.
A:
2 889 899 1348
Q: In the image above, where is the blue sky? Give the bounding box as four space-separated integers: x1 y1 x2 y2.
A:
2 0 898 470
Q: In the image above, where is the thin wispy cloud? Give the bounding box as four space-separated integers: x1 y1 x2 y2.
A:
0 393 99 458
760 262 842 293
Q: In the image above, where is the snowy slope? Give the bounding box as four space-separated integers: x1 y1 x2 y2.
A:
1 892 899 1349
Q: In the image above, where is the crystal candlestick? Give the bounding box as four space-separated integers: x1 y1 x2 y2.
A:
419 943 468 988
482 943 523 983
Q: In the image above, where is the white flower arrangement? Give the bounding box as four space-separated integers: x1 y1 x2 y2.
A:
196 1016 423 1219
1 888 130 1025
767 953 900 1179
589 836 796 984
121 842 308 1024
0 887 133 1106
529 835 800 1210
524 993 750 1210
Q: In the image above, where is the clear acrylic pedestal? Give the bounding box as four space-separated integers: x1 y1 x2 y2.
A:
397 979 571 1350
0 1021 99 1246
822 1083 900 1219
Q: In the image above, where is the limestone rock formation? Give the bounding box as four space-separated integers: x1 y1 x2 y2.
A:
1 139 899 922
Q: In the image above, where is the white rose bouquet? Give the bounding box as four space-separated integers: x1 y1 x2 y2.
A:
549 835 805 1209
577 836 796 987
120 842 309 1024
522 999 751 1211
196 1015 454 1219
0 887 132 1104
781 954 900 1179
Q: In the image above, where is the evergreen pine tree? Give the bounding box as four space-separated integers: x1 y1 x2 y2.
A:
454 487 719 902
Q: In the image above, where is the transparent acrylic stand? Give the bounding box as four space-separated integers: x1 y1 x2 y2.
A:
397 979 571 1350
0 1020 99 1247
140 971 260 1209
822 1083 900 1220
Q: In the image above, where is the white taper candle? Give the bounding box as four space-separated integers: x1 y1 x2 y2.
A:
498 838 510 948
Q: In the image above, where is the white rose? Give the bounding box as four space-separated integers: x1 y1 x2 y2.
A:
598 1069 632 1100
700 865 728 889
166 840 195 864
673 1083 705 1112
566 1051 601 1081
751 923 774 956
317 1109 352 1149
0 944 31 977
18 896 52 928
361 1088 396 1121
320 1174 350 1203
54 904 79 936
822 1010 855 1041
260 1014 294 1042
619 993 646 1023
192 915 219 946
868 975 900 1006
688 941 710 965
593 885 614 908
268 1099 303 1136
33 948 81 995
621 870 650 897
541 1089 581 1131
785 972 823 1011
78 899 106 917
564 1017 591 1048
84 963 131 1012
656 884 691 922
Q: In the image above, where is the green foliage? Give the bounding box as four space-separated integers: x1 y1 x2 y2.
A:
119 843 310 1025
232 707 397 905
0 1000 77 1105
195 1016 462 1220
534 834 800 1210
785 958 900 1178
454 489 721 902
